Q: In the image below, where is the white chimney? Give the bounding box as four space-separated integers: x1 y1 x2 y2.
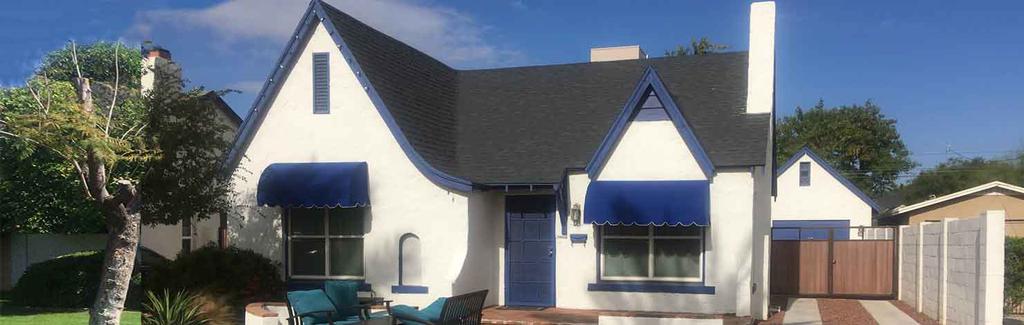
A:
141 42 182 95
590 45 647 62
746 2 775 114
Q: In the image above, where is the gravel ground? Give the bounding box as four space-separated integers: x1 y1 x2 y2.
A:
888 300 939 325
817 299 877 324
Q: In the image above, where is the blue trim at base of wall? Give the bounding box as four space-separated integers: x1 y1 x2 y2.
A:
587 282 715 294
391 285 429 294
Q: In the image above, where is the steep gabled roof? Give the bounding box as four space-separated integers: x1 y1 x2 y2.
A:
583 67 715 180
778 147 882 212
226 0 770 190
891 181 1024 216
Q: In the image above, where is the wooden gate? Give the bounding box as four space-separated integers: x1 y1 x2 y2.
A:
769 226 897 298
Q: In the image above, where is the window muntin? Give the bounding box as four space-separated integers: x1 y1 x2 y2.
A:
799 161 811 186
288 207 365 279
600 225 703 282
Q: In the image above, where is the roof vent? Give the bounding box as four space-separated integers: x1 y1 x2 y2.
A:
590 45 646 62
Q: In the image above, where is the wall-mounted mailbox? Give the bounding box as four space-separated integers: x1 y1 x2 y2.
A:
569 234 588 244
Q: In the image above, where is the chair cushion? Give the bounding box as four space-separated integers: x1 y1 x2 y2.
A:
391 297 447 325
323 280 361 318
287 290 336 325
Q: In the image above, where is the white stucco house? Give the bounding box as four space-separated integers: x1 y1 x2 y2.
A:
205 0 778 319
771 147 881 239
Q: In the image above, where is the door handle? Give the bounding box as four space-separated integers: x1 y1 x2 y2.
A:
548 248 553 257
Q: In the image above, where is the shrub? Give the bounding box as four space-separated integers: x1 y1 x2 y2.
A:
146 246 285 309
142 290 212 325
10 249 162 309
1007 237 1024 312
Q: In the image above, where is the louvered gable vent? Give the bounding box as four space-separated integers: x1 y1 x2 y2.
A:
312 52 330 113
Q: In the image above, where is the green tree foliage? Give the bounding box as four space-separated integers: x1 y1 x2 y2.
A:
664 37 728 56
776 100 917 196
0 42 142 233
0 41 235 324
1006 237 1024 312
900 152 1024 204
0 83 104 233
40 41 143 88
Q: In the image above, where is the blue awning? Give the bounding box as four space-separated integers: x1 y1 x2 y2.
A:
584 180 709 226
257 162 370 208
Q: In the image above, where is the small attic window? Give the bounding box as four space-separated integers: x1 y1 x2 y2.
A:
799 162 811 186
312 52 330 114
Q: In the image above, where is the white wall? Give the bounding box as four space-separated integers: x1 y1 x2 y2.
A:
552 170 754 314
228 22 471 306
453 191 502 307
141 223 181 259
4 234 107 287
548 116 754 315
898 210 1004 324
597 120 706 181
772 153 872 226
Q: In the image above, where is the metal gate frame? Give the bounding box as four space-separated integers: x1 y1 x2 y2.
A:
769 226 899 299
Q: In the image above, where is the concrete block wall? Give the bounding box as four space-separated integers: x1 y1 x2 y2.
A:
898 210 1005 324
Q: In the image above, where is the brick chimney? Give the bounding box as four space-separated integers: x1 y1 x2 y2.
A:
590 45 647 62
141 41 181 94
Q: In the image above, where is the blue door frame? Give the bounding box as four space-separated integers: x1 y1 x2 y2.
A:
504 195 556 307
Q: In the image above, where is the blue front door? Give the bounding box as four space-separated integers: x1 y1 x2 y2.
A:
505 195 555 307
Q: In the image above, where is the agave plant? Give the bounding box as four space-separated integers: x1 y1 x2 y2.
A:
142 289 212 325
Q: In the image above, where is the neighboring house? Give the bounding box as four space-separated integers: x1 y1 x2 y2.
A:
137 44 243 259
215 0 776 319
771 148 881 239
881 181 1024 236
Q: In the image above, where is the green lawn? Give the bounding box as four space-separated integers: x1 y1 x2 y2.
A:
0 305 141 325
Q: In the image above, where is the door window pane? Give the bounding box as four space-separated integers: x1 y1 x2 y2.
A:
291 238 325 276
603 238 648 277
329 208 365 236
329 238 364 276
290 209 324 235
653 239 701 278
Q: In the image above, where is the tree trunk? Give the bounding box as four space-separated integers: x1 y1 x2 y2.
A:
73 77 142 325
90 206 140 325
89 181 141 325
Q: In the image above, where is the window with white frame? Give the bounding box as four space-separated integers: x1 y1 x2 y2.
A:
600 225 703 282
288 207 366 279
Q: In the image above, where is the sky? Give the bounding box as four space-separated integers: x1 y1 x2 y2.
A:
2 0 1022 172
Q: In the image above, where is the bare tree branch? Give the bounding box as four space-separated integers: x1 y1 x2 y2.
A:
25 82 47 113
70 40 83 80
104 43 120 137
72 159 94 200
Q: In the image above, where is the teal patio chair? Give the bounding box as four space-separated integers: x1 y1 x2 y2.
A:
390 290 488 325
286 281 391 325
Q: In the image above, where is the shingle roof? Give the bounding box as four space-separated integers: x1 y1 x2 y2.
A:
319 2 769 185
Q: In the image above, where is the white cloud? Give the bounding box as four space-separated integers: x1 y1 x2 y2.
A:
226 80 265 94
130 0 523 68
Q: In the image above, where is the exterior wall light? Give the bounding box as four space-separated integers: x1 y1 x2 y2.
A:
570 203 582 227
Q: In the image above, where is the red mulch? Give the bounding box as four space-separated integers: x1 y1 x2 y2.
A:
817 299 877 325
889 300 939 325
